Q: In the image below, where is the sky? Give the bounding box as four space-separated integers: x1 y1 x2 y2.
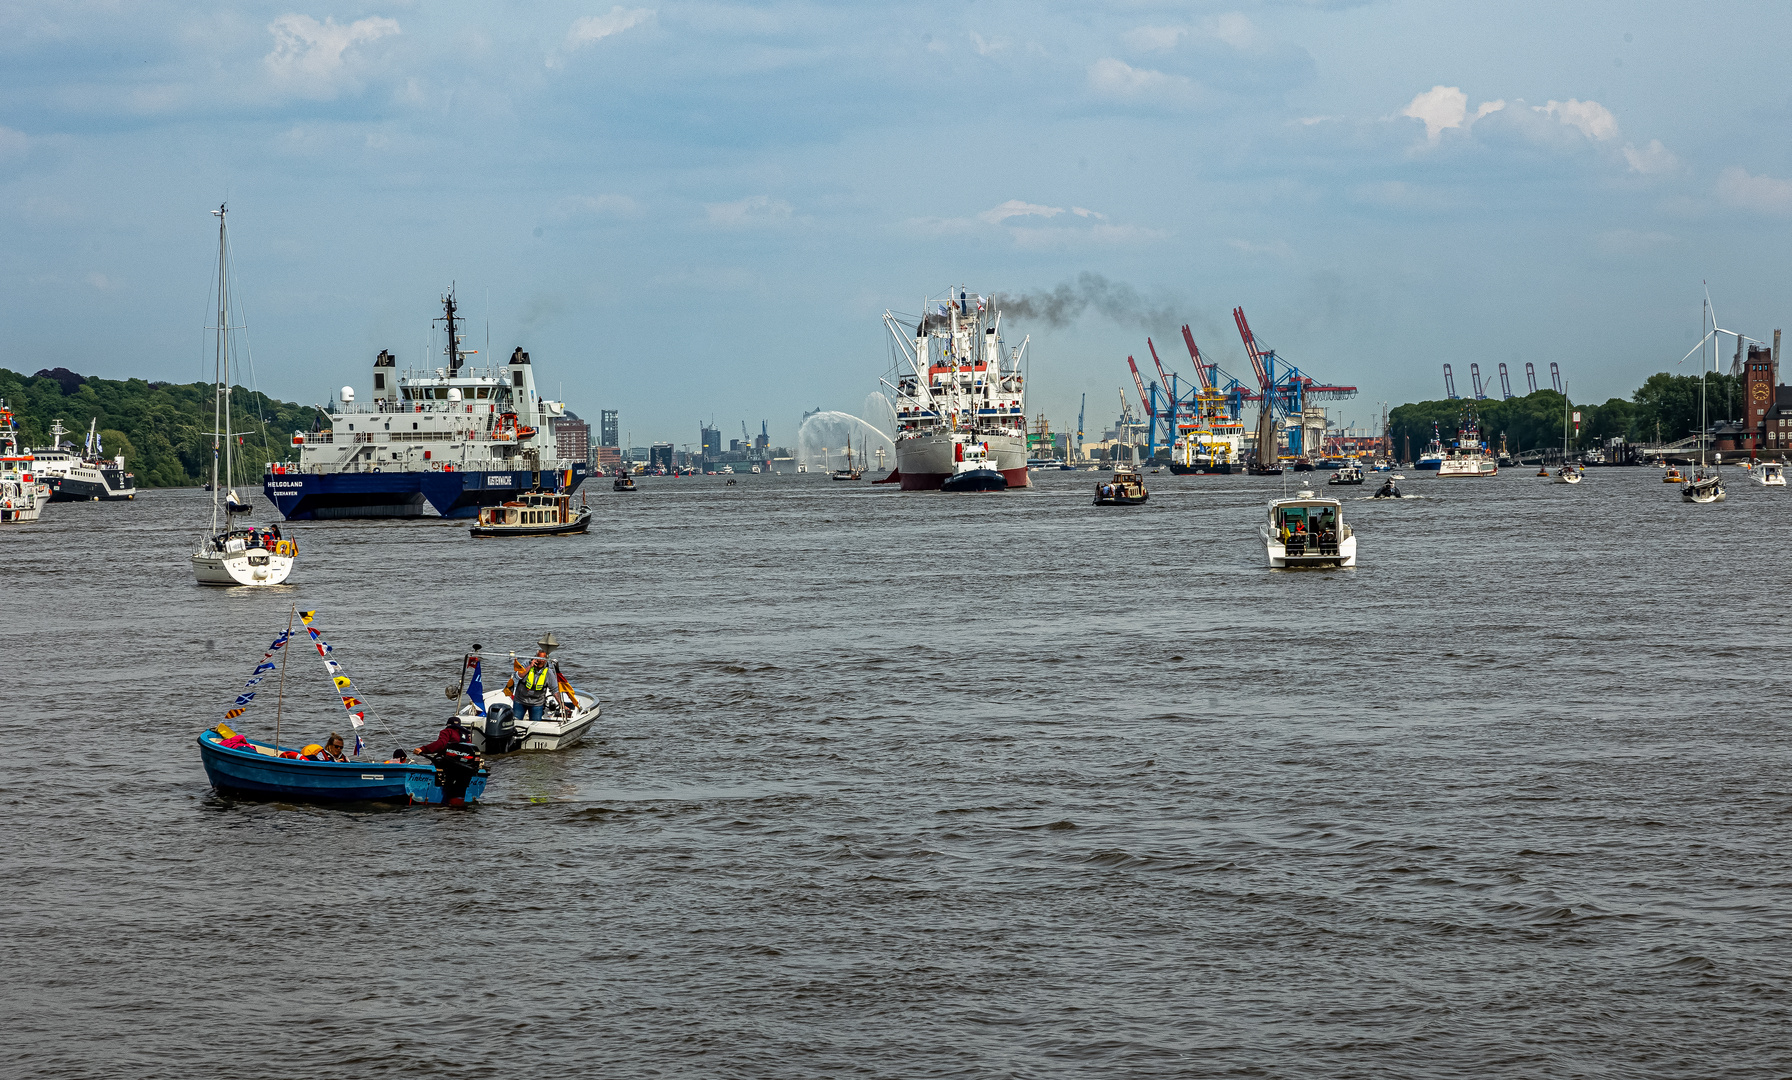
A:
4 0 1792 447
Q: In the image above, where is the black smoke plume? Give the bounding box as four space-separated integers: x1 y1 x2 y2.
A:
993 273 1181 334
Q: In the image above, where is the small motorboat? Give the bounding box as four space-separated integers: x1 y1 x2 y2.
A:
470 489 592 537
448 635 601 753
1372 479 1402 499
1750 462 1786 486
941 441 1007 492
1262 488 1356 567
1554 465 1583 485
1535 465 1551 477
1094 466 1148 505
1328 465 1364 486
613 474 636 492
198 728 485 804
1664 466 1686 483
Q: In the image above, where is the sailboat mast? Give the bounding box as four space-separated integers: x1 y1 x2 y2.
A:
211 204 227 533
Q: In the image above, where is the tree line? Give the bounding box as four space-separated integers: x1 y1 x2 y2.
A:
1388 372 1744 458
0 367 318 488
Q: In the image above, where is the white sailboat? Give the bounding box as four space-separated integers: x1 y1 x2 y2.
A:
1554 384 1582 484
191 205 297 586
1680 294 1727 505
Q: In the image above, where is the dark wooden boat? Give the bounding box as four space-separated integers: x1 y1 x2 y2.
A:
613 475 636 491
1094 467 1149 505
470 490 592 537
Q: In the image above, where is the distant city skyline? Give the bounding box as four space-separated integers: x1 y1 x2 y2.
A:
3 2 1791 444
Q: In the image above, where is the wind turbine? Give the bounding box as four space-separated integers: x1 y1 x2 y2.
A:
1678 283 1761 373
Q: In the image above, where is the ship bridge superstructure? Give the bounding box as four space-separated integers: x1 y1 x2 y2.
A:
883 287 1029 442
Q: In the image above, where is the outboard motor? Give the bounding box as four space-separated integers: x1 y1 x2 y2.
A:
483 703 519 753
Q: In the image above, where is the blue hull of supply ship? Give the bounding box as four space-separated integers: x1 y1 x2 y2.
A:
264 465 588 520
262 286 587 521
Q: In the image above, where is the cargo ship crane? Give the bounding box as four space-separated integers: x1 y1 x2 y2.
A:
1525 362 1538 394
1443 364 1458 399
1550 362 1562 394
1498 363 1513 399
1232 306 1358 463
1470 363 1486 400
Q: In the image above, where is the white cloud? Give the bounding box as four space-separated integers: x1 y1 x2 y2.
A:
549 6 654 67
1204 12 1262 50
1401 85 1466 142
1474 99 1506 121
1716 167 1792 215
1123 15 1262 55
970 32 1005 56
1070 207 1107 220
704 195 792 228
85 272 113 290
1622 139 1678 174
1533 98 1617 141
979 199 1062 224
264 14 400 98
1088 58 1202 108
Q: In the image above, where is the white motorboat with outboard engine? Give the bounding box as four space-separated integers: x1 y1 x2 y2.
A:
190 206 296 587
1262 488 1356 567
1750 461 1785 486
447 636 600 753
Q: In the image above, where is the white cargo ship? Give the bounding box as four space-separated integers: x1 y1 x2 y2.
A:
879 288 1029 490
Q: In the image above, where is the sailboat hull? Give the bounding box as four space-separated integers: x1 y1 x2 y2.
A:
192 549 295 587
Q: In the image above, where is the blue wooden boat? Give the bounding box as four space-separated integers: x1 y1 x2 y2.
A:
198 730 487 804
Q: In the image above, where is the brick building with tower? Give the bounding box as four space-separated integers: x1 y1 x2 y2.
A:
556 411 590 468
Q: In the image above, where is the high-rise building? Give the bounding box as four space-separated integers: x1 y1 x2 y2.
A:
557 411 590 466
650 442 674 471
701 426 722 461
600 409 619 448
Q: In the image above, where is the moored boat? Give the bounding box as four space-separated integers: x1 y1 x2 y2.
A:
29 418 136 501
1750 462 1785 486
1262 488 1356 567
1 401 47 523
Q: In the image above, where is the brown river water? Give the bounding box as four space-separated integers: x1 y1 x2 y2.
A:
4 466 1788 1078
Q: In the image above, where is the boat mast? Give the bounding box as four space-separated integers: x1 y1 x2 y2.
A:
210 204 228 535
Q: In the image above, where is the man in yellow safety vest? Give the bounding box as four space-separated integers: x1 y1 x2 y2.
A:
514 651 555 724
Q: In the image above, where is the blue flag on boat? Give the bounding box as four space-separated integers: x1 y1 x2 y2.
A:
466 658 486 716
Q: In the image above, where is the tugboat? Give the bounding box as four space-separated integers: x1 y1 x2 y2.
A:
1262 487 1356 567
447 635 601 753
1094 466 1149 505
0 401 47 523
612 472 636 492
470 487 591 537
1327 463 1364 486
939 439 1008 492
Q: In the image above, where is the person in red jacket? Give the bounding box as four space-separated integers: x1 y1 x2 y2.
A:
414 717 481 805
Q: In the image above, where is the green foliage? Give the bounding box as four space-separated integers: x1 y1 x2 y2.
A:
1391 371 1748 456
0 368 320 488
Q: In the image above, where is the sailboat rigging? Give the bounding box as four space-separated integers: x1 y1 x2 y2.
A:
191 205 298 585
1682 293 1727 505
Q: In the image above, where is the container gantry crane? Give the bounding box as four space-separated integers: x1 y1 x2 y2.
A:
1443 364 1458 399
1525 362 1538 394
1550 362 1562 394
1498 363 1513 400
1470 363 1486 400
1232 307 1357 459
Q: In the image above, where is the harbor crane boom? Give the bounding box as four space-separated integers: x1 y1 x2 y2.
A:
1498 363 1513 400
1550 362 1562 394
1125 355 1154 418
1525 362 1538 394
1443 364 1458 399
1178 326 1215 392
1470 363 1486 400
1233 307 1272 393
1147 338 1176 400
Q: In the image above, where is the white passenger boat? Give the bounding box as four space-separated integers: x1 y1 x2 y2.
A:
190 206 297 587
1436 411 1498 477
29 418 136 501
1750 462 1786 486
1261 488 1356 567
448 637 600 753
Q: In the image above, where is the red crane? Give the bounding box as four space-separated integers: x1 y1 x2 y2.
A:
1125 355 1154 417
1177 326 1215 392
1232 307 1272 394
